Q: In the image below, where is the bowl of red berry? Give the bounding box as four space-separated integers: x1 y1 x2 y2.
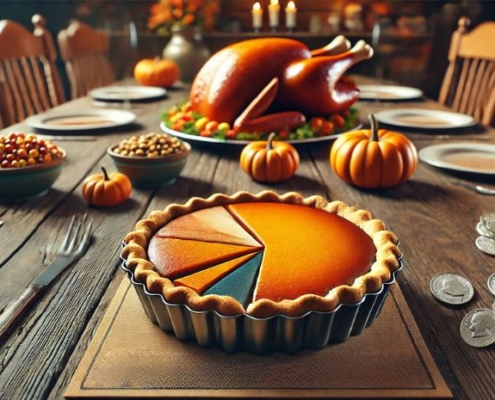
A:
0 132 66 202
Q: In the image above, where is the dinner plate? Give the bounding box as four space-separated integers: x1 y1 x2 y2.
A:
375 108 477 130
26 109 137 132
89 86 167 102
359 85 423 101
160 122 362 145
419 143 495 176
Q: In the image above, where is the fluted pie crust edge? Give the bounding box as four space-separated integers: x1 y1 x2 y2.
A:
121 191 402 318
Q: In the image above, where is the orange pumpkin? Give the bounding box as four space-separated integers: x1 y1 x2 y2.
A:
82 167 132 207
240 133 300 183
134 57 179 87
330 114 418 189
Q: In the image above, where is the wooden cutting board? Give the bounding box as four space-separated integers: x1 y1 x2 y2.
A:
65 278 452 399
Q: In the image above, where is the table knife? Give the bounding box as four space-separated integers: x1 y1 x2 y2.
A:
0 253 83 341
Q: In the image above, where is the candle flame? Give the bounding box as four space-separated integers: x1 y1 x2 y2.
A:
270 0 279 6
253 2 261 10
287 1 296 9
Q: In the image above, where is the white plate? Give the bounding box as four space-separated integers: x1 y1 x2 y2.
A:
26 109 137 132
89 86 167 102
160 122 362 145
359 85 423 101
375 108 477 130
419 143 495 176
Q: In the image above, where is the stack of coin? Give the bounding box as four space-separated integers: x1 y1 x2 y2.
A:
429 213 495 347
476 214 495 256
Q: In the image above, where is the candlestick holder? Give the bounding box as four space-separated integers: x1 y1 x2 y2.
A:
268 0 280 33
285 1 297 34
252 2 263 34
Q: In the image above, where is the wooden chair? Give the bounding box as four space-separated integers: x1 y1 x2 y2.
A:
0 14 65 129
57 21 115 99
439 17 495 126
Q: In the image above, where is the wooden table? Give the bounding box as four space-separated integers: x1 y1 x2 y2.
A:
0 76 494 400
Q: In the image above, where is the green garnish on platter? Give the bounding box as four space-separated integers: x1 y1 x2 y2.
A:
161 102 360 142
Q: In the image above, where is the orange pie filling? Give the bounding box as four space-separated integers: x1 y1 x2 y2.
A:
123 192 401 318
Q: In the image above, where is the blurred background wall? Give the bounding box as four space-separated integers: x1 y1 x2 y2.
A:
1 0 494 99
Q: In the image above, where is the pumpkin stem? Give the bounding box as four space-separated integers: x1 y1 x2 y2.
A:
267 132 276 150
101 166 110 181
368 114 379 142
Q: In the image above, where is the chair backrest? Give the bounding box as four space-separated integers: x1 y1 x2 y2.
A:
58 21 115 99
0 14 65 129
439 17 495 126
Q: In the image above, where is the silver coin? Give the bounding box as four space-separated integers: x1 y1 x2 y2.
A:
477 222 495 238
430 272 474 305
476 236 495 256
460 308 495 347
481 214 495 234
488 273 495 296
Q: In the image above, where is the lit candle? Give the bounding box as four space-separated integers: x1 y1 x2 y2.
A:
252 2 263 32
285 1 297 31
268 0 280 30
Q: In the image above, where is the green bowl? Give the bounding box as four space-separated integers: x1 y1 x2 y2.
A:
0 150 66 202
107 142 191 188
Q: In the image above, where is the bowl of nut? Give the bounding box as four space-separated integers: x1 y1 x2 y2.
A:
0 133 66 202
107 132 191 188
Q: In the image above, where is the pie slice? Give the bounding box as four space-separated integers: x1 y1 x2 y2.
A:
204 252 263 307
174 252 262 294
154 206 262 247
148 237 262 279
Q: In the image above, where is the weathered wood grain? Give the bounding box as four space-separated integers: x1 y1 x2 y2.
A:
0 77 494 400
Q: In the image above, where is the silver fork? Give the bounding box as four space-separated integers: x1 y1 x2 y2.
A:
0 214 93 340
451 181 495 195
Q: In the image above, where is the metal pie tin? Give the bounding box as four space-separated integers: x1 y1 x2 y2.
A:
121 260 403 355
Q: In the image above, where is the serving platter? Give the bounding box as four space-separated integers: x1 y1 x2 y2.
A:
419 143 495 176
161 122 362 145
359 85 423 101
26 109 137 132
89 86 167 102
374 109 476 130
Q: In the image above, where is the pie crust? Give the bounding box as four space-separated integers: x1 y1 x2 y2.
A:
121 191 401 319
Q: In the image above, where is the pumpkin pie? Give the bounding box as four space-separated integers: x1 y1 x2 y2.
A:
122 191 401 322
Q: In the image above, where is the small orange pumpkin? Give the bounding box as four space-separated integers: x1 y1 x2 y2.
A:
330 114 418 189
134 57 179 87
240 133 300 183
82 167 132 207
